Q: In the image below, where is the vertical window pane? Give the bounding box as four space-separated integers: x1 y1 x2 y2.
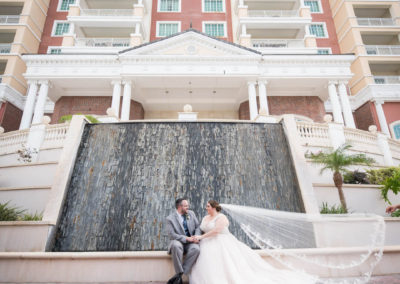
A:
304 1 320 13
160 0 179 12
204 0 223 12
60 0 75 11
204 23 225 37
158 23 179 37
55 23 70 35
394 124 400 139
309 24 325 37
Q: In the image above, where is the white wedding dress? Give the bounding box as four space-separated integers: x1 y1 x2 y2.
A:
189 213 317 284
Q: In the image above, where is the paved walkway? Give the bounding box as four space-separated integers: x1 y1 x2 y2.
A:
11 275 400 284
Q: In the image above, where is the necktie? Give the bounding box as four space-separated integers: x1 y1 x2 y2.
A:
182 214 191 237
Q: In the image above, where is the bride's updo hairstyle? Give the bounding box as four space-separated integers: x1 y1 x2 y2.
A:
208 200 222 212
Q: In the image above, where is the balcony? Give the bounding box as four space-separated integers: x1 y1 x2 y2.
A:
75 38 130 48
0 15 20 25
357 18 397 26
374 76 400 84
365 45 400 55
80 9 134 17
0 44 11 54
247 10 299 17
251 39 316 54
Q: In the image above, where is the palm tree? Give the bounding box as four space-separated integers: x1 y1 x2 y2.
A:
306 144 374 213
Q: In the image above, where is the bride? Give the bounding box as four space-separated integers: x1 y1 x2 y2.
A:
189 200 317 284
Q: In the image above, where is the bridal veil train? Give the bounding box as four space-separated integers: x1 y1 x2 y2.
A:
190 204 385 284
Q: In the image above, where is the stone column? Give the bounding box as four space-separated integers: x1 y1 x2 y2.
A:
258 80 269 115
377 133 394 166
328 81 344 124
374 100 390 136
20 80 38 129
31 80 49 125
337 81 356 128
121 80 132 121
247 81 258 120
111 80 122 118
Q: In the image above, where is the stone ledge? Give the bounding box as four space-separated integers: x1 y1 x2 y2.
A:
0 161 58 169
0 221 52 226
0 185 52 191
313 183 381 189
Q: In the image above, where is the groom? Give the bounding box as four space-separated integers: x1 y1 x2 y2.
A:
166 198 201 282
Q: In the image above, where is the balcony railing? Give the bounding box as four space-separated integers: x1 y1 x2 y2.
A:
0 75 3 83
357 18 396 26
365 45 400 55
252 39 304 48
374 76 400 84
80 9 134 17
247 10 299 17
75 38 130 47
0 44 11 53
0 15 20 24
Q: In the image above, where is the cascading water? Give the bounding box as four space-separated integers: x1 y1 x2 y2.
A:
53 122 306 251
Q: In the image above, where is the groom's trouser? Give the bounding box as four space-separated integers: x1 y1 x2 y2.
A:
170 240 200 275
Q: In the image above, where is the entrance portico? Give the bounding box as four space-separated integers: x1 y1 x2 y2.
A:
21 30 355 126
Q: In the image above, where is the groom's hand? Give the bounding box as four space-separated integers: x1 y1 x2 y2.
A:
186 236 195 242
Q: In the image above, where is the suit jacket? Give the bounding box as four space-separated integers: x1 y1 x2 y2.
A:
166 210 201 253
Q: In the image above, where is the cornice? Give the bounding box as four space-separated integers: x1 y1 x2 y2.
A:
351 84 400 110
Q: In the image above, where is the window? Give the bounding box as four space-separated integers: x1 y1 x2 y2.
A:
59 0 75 11
48 48 62 54
204 0 224 12
204 22 226 37
317 49 331 54
309 24 327 37
390 121 400 140
159 0 180 12
53 22 70 36
157 22 180 37
304 1 321 13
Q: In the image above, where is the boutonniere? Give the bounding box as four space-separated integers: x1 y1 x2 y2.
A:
185 213 190 220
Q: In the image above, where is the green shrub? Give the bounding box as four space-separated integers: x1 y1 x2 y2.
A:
391 210 400 217
59 114 100 124
343 170 370 184
0 202 25 221
320 202 348 214
20 212 43 221
366 167 399 185
380 167 400 204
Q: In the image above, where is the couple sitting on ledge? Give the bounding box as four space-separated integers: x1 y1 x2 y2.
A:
165 198 316 284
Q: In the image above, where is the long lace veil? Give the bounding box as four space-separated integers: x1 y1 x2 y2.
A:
221 204 385 284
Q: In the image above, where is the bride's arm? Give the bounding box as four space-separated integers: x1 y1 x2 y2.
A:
196 215 229 240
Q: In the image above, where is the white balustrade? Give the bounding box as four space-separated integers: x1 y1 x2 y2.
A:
374 76 400 84
388 139 400 160
247 10 299 17
296 122 331 146
0 129 29 155
75 38 130 48
0 123 70 155
0 75 3 83
80 9 134 17
41 123 70 149
357 18 396 26
343 128 381 154
365 45 400 56
0 44 11 53
0 15 20 24
252 39 304 49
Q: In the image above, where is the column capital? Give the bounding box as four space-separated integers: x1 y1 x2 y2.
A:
27 80 38 85
328 80 338 86
247 81 257 86
373 99 385 105
122 80 133 86
257 79 268 85
338 80 349 86
111 80 122 86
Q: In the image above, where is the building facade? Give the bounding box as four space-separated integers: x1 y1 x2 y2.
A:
0 0 399 141
0 0 50 132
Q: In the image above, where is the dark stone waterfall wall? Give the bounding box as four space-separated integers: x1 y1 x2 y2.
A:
53 122 305 251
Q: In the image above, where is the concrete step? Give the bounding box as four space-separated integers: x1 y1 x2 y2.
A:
0 148 63 167
0 185 51 214
0 247 399 283
0 162 58 188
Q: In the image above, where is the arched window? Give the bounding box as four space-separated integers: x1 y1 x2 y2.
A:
390 121 400 140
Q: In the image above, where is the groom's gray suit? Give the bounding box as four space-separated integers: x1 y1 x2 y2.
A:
166 210 201 275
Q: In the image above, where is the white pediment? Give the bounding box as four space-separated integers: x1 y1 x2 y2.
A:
120 30 260 57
